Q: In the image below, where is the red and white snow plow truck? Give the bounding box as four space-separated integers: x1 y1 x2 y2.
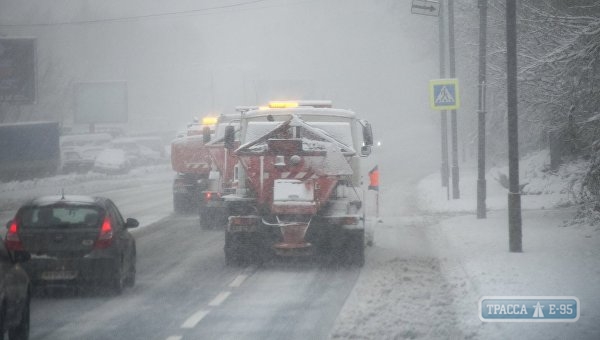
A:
171 116 217 213
200 109 251 228
222 100 373 266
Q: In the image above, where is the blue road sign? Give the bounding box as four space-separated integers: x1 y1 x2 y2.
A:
430 78 460 110
479 296 580 322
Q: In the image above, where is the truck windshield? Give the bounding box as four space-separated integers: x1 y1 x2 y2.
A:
246 121 353 148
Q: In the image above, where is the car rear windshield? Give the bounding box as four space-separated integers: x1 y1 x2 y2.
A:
18 205 104 229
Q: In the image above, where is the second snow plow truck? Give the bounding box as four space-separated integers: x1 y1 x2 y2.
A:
171 116 217 213
222 101 373 266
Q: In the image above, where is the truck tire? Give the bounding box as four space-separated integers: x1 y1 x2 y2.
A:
225 232 260 266
225 232 242 265
346 230 365 267
173 194 186 214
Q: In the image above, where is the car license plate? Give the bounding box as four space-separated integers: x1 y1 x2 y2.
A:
228 225 257 232
41 270 78 281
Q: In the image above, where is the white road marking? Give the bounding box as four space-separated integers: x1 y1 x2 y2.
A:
178 273 251 331
208 291 231 306
166 336 182 340
181 309 210 329
229 274 248 288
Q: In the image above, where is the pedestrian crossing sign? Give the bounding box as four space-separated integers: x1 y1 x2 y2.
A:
430 78 460 110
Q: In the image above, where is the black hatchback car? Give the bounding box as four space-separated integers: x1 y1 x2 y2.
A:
5 195 138 294
0 240 30 340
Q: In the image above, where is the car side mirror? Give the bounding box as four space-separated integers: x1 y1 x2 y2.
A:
125 218 139 229
360 145 372 157
224 125 235 150
361 120 373 147
202 126 211 144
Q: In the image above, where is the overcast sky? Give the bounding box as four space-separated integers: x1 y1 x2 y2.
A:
0 0 441 173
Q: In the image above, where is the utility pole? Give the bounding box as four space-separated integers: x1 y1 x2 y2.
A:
506 0 522 252
439 0 450 194
477 0 487 218
448 0 460 199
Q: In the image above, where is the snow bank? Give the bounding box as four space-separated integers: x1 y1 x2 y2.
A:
417 150 588 213
332 150 600 339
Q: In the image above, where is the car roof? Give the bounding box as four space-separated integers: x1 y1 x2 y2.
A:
22 195 108 208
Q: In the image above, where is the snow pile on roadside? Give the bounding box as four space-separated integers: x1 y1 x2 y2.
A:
417 150 588 213
0 164 172 211
431 209 600 340
416 150 600 339
331 149 600 339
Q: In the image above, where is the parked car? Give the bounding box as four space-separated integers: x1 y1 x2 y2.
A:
60 133 112 174
92 148 131 174
109 138 161 167
0 241 30 340
5 195 139 294
61 146 105 174
130 136 168 159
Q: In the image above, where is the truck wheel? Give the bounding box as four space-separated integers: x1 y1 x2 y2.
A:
349 231 365 267
225 232 241 265
173 194 186 214
225 232 258 266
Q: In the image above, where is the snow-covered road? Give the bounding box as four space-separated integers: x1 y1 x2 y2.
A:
1 151 598 339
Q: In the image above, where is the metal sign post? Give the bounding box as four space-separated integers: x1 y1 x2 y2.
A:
412 0 446 193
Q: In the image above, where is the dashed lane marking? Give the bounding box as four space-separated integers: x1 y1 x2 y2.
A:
208 291 231 307
181 309 210 329
166 336 182 340
176 271 251 333
229 274 248 288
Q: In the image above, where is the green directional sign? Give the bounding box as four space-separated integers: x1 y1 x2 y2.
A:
430 78 460 110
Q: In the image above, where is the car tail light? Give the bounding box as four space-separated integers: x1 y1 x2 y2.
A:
5 219 24 251
204 191 221 202
204 191 220 202
94 216 113 249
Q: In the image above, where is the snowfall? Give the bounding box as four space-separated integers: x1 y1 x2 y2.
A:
1 150 599 340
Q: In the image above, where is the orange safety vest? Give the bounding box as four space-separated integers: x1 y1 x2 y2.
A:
368 166 379 191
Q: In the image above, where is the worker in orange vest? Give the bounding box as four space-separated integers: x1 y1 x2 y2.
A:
368 165 379 191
